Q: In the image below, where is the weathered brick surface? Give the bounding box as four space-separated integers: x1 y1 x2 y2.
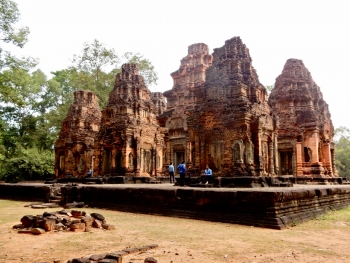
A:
43 219 56 231
54 90 101 178
269 59 335 177
95 64 166 177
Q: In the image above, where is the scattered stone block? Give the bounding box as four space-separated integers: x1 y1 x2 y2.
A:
18 228 32 234
55 223 65 231
43 219 56 231
81 216 94 227
41 203 60 208
21 215 35 227
144 257 157 263
72 257 90 263
13 224 23 229
123 248 139 254
59 209 72 215
70 223 85 232
92 219 102 228
43 211 57 217
71 210 85 217
91 212 105 221
31 205 48 209
111 251 128 257
102 223 115 230
31 228 46 235
148 244 159 249
105 253 123 262
64 202 85 209
66 244 158 263
24 202 42 207
71 219 82 224
98 259 119 263
89 254 107 261
62 217 72 225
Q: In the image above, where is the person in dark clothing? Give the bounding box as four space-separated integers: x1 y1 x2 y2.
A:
177 160 186 186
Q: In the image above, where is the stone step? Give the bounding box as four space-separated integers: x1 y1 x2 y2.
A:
190 183 214 188
145 181 162 184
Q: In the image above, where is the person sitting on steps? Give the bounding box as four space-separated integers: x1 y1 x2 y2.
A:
200 164 213 184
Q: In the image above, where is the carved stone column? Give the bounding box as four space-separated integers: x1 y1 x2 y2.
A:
136 137 141 174
186 137 192 166
274 133 279 175
195 134 200 167
322 142 333 176
269 142 274 175
200 133 205 169
331 147 336 176
295 141 303 176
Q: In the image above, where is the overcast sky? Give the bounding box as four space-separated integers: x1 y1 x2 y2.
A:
8 0 350 129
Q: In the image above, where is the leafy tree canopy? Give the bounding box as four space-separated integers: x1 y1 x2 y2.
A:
334 126 350 179
0 4 158 182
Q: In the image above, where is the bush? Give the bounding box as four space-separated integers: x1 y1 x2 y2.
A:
0 147 54 182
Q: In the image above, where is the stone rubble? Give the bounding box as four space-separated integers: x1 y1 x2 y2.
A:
34 245 159 263
13 210 114 235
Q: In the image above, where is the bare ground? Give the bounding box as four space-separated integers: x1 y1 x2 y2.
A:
1 199 350 263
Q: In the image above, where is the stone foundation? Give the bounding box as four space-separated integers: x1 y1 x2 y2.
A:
1 183 350 229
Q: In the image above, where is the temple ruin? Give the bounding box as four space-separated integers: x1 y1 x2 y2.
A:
93 64 166 177
55 90 101 178
268 59 335 177
54 36 337 184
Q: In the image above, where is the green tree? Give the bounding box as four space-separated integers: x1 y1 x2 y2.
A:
0 146 54 182
69 39 158 106
122 52 158 87
334 126 350 179
0 0 29 47
265 85 274 95
0 1 57 182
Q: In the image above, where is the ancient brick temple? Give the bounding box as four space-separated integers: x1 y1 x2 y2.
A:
55 37 336 181
158 43 213 169
268 59 335 177
54 90 101 177
160 37 276 176
94 64 166 177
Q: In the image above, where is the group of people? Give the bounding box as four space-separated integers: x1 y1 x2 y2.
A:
168 161 213 186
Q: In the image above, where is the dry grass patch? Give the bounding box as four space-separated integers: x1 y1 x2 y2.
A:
1 199 350 263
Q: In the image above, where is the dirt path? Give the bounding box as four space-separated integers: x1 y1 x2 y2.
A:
1 200 350 263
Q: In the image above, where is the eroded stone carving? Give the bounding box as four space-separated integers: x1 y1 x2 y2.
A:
55 38 336 181
268 59 336 177
54 90 101 178
95 64 166 176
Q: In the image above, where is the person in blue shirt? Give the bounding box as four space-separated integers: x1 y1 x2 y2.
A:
177 160 186 186
168 162 175 183
200 164 213 184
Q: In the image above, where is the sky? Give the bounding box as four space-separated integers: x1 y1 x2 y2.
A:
7 0 350 129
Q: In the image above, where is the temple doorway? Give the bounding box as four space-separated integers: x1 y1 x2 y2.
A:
174 151 185 170
279 150 293 175
102 148 111 175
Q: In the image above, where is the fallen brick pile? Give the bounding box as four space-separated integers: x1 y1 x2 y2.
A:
13 210 114 234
